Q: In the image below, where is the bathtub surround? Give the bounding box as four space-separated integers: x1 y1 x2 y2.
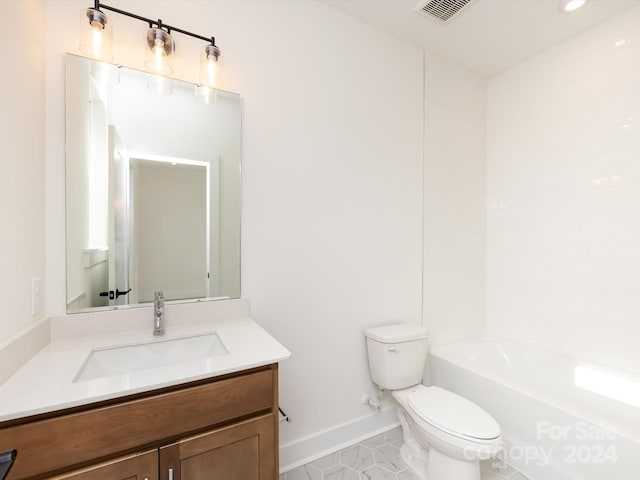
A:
486 4 640 375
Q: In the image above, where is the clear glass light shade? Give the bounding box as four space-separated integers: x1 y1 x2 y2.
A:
144 27 175 75
90 62 120 87
147 75 173 96
198 44 220 89
195 85 218 105
79 8 113 61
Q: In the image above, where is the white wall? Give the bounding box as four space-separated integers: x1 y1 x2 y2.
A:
423 52 487 348
231 1 425 449
487 6 640 374
43 0 424 460
0 1 46 341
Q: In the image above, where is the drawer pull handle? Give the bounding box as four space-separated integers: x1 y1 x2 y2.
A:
168 467 174 480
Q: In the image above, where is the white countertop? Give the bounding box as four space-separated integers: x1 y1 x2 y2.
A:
0 310 290 422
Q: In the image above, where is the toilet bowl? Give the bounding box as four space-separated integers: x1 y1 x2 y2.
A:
365 323 503 480
394 384 503 479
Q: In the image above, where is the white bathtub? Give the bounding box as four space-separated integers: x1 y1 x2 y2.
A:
429 338 640 480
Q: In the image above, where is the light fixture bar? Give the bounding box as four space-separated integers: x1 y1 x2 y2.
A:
92 1 218 48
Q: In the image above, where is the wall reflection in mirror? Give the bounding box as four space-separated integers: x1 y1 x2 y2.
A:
65 54 241 313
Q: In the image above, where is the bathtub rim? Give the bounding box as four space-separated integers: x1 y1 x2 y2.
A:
429 336 640 443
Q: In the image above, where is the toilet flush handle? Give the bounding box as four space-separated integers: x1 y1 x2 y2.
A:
387 347 399 353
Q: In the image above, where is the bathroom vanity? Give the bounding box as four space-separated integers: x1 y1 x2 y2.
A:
0 301 290 480
0 365 278 479
0 51 282 479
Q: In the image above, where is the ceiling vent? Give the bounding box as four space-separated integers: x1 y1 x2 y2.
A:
415 0 475 23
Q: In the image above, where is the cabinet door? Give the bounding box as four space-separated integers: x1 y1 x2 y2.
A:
49 449 158 480
159 414 276 480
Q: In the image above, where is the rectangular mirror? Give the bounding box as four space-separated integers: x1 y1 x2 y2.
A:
65 54 241 313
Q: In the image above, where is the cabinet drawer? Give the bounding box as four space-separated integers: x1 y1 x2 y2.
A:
0 368 274 479
49 449 158 480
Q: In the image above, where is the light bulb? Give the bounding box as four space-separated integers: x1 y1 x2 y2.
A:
145 27 174 75
207 57 216 86
199 44 220 89
153 41 165 74
92 27 103 58
79 7 112 61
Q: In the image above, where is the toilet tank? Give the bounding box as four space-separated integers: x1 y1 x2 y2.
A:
365 323 429 391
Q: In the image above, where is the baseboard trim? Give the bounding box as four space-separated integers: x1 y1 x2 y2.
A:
279 407 399 474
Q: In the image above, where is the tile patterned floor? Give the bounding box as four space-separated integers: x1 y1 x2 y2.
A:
280 427 530 480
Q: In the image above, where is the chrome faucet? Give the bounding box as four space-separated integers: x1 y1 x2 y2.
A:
153 291 165 336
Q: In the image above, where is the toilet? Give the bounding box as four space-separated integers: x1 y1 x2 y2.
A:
365 323 503 480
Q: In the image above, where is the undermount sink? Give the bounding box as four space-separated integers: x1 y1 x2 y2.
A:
74 333 228 382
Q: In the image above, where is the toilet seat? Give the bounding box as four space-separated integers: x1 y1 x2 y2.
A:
407 386 501 442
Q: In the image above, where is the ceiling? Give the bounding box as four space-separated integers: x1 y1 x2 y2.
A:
323 0 640 77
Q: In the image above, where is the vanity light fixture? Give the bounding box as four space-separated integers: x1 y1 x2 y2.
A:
199 43 220 88
144 22 175 75
81 1 221 89
195 41 221 103
79 4 112 60
557 0 587 13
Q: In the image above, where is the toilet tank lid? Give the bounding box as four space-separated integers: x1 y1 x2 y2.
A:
365 323 428 343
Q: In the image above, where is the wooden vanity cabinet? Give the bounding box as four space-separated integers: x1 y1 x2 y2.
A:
159 414 275 480
0 364 279 480
49 450 158 480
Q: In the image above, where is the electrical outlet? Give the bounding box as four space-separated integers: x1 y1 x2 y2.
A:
31 278 42 316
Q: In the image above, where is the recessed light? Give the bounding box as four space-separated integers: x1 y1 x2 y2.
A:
558 0 587 12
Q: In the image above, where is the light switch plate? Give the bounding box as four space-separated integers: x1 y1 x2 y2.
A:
31 278 41 316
